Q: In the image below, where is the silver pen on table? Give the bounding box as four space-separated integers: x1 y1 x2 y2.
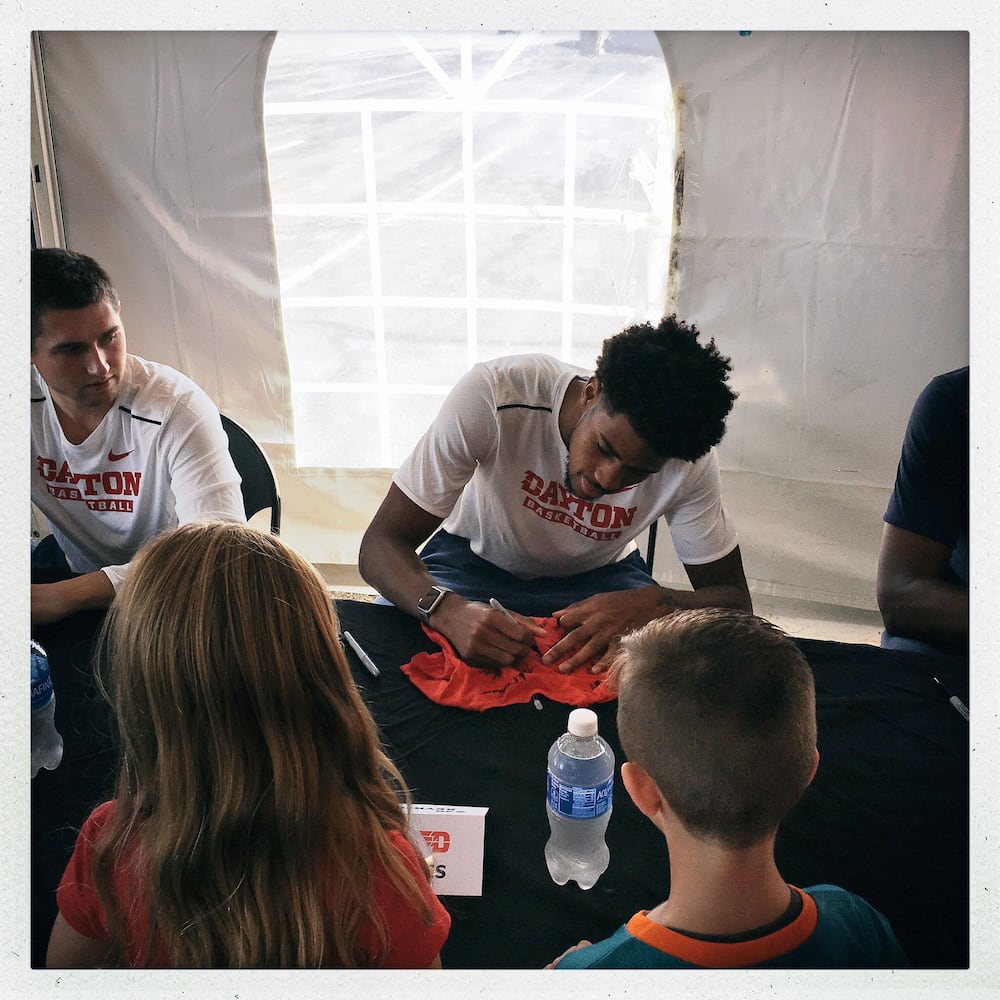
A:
343 630 380 677
933 676 969 721
490 598 543 710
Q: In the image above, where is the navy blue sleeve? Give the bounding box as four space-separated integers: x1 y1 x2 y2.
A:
884 367 969 550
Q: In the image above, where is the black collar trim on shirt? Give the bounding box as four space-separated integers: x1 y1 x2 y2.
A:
666 885 802 944
118 405 163 426
31 396 46 403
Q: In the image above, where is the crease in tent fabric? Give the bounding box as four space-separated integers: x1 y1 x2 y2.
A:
401 617 617 712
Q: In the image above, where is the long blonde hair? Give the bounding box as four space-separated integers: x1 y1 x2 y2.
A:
92 521 430 967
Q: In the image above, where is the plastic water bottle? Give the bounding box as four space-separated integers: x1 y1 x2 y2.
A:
544 707 615 890
31 640 63 778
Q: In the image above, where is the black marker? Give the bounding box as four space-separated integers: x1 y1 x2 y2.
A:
933 676 969 721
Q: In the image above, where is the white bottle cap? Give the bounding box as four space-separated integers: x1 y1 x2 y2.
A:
568 707 598 737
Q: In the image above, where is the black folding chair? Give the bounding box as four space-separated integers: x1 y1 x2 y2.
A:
220 414 281 535
645 519 658 571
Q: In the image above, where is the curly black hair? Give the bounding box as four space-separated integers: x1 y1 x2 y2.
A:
594 315 737 461
31 248 120 346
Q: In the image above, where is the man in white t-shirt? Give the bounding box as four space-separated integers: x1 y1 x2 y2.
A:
30 248 246 627
359 316 752 674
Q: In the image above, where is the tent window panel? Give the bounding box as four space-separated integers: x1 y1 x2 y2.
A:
386 393 455 467
272 216 372 298
566 312 638 369
282 308 378 383
474 218 565 301
378 218 468 299
383 307 470 385
293 390 382 468
472 113 567 204
572 222 671 315
371 112 464 201
264 30 674 471
295 385 454 470
575 114 667 212
476 309 564 358
264 114 368 203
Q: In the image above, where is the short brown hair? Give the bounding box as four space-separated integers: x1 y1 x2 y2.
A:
31 247 120 345
616 608 817 849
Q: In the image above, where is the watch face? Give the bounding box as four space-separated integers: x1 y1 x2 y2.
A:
418 586 446 621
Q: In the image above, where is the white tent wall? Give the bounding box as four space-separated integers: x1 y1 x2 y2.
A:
36 32 290 444
35 30 968 626
656 31 968 619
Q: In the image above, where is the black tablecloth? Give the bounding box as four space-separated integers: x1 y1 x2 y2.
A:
30 597 969 969
335 601 969 970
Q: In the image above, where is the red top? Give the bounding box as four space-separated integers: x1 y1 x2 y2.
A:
403 617 617 710
57 800 451 968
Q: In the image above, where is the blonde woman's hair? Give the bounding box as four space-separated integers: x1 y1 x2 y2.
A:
616 608 817 849
91 521 430 967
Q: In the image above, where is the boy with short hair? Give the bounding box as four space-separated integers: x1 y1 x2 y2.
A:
550 608 907 968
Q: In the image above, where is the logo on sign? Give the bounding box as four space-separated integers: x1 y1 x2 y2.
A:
421 830 451 853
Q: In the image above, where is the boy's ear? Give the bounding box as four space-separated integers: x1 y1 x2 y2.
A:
621 761 665 821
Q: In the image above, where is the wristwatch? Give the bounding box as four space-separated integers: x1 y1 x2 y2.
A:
416 584 450 625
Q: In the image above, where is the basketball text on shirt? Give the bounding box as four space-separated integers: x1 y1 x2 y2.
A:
521 468 637 541
36 455 141 513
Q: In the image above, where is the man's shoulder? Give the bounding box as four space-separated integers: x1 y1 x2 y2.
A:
124 355 217 420
476 353 587 408
127 354 199 391
915 365 968 417
478 352 570 377
932 365 969 391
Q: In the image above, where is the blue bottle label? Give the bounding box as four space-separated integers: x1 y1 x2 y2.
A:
31 672 54 710
31 643 53 710
547 772 613 819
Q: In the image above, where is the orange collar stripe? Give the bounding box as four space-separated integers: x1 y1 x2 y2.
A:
624 887 819 968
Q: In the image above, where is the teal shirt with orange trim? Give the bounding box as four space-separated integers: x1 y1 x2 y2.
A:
555 885 908 969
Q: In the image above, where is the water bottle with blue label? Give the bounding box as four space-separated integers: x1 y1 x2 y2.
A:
31 640 64 778
544 707 614 889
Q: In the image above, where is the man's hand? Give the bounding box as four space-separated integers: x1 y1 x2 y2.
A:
433 595 547 674
543 585 676 674
544 940 593 969
541 547 753 674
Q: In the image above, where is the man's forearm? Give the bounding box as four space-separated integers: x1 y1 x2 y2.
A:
358 535 441 620
665 583 753 615
880 576 968 646
31 570 116 627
